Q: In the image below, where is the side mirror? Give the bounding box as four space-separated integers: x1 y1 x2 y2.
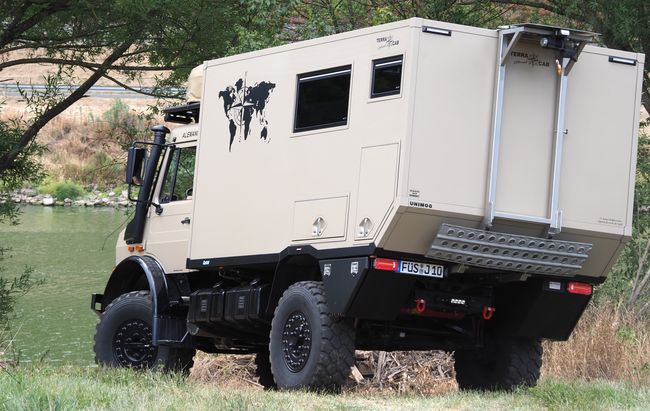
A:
126 147 146 186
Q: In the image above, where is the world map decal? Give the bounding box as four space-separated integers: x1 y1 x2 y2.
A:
218 75 276 152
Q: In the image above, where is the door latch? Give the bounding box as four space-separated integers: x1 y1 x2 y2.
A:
181 217 191 225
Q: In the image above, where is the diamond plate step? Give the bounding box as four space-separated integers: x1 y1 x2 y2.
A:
426 224 592 276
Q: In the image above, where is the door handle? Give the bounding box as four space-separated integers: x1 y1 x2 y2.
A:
181 217 191 225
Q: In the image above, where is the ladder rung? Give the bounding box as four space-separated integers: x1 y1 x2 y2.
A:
493 212 551 225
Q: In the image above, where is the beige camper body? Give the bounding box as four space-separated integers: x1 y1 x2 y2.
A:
184 18 644 280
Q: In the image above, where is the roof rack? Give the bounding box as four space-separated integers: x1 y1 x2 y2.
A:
163 102 200 124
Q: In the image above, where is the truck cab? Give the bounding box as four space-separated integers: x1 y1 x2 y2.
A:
116 121 198 274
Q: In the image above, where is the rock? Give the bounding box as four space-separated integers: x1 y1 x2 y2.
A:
74 200 85 206
108 191 116 197
20 188 38 197
42 196 54 206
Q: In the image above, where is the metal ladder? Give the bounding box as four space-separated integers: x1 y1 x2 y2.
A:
483 24 597 235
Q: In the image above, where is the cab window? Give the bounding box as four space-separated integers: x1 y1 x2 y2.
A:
160 146 196 203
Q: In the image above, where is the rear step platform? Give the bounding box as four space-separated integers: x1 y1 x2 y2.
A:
427 224 592 276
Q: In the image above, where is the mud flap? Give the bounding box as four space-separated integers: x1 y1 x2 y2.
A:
319 257 369 314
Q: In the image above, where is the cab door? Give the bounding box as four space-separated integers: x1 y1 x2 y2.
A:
144 144 196 272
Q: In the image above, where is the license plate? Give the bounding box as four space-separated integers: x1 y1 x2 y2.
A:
398 260 445 278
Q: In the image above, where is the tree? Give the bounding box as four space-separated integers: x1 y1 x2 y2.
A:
489 0 649 113
0 0 284 353
279 1 512 39
0 0 283 174
282 1 648 113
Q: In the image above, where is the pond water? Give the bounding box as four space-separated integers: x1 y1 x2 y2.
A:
1 206 125 365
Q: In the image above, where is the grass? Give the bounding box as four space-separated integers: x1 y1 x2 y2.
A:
1 366 649 411
542 304 650 384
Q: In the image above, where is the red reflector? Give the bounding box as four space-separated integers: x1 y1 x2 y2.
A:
567 282 592 295
373 258 398 271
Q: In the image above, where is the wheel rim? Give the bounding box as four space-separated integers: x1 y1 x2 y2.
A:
112 319 157 368
281 311 312 372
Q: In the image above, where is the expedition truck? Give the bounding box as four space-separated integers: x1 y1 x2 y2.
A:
91 18 645 391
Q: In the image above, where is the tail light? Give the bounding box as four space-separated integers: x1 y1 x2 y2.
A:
567 281 592 295
373 258 398 271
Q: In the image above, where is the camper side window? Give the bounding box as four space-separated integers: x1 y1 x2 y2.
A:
160 146 196 203
371 55 403 98
294 65 352 132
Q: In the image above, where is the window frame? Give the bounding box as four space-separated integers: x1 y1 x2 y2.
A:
370 55 404 99
159 145 196 204
293 64 353 133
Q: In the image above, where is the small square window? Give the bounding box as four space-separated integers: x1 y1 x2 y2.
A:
294 65 352 132
371 56 403 98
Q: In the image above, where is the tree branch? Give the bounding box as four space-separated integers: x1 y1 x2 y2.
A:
95 70 183 99
0 57 183 72
0 41 133 171
0 1 71 49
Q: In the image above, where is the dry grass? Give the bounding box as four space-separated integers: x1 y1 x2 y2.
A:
189 305 649 393
542 304 650 384
1 99 158 188
190 350 458 395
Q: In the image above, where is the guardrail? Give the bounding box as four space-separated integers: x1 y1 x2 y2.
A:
0 83 184 99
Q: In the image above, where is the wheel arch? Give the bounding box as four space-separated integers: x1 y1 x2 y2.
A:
101 255 171 318
266 254 321 315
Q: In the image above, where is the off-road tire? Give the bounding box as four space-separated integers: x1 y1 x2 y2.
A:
269 281 355 391
94 290 195 373
454 336 542 391
255 349 276 389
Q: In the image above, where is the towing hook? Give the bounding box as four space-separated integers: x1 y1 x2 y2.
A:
415 298 426 313
482 306 496 320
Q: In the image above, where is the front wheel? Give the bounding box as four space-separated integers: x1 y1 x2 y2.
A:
454 336 542 391
269 281 355 391
94 290 195 372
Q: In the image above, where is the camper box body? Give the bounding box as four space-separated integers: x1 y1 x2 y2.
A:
187 18 644 281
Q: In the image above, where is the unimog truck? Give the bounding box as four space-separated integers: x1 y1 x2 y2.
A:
91 18 645 391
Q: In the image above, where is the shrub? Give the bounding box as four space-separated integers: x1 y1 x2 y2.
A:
38 179 85 200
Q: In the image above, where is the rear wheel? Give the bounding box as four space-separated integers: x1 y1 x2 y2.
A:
269 281 355 391
94 291 195 372
454 336 542 391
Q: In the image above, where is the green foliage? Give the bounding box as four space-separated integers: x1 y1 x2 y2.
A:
52 181 85 201
0 246 41 356
616 325 638 343
0 109 46 225
38 180 85 201
0 267 38 327
101 100 149 148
